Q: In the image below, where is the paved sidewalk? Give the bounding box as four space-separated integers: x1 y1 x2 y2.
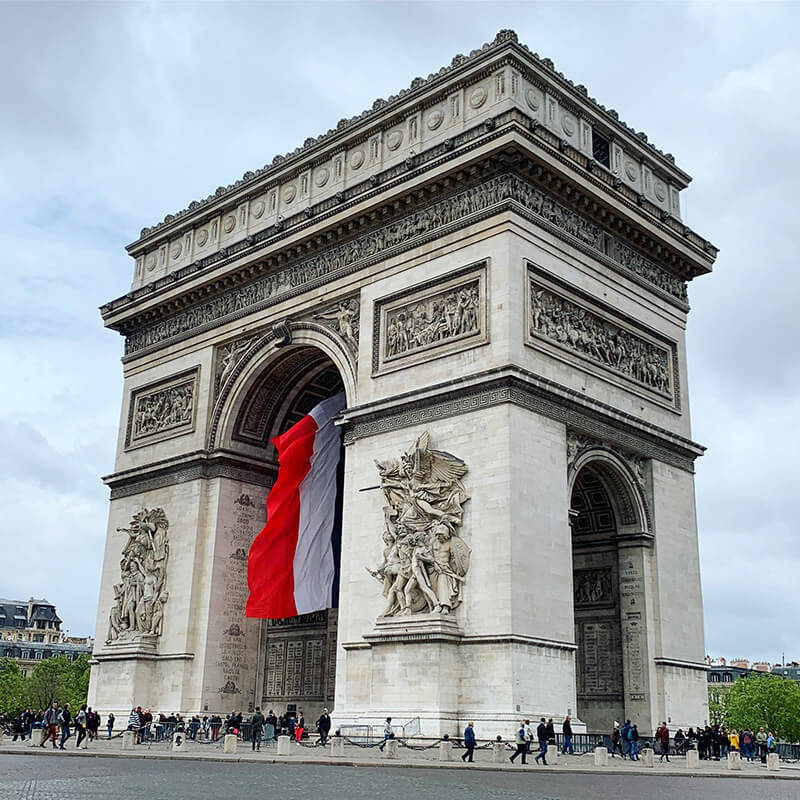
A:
2 736 798 780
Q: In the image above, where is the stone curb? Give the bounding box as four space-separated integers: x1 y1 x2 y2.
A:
1 747 797 781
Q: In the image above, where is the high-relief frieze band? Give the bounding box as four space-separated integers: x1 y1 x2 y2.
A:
125 367 200 449
123 174 686 358
373 262 488 375
526 266 677 405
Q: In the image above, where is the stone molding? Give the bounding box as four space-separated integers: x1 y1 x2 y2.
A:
104 450 277 501
131 30 690 248
124 366 200 450
119 172 688 360
372 261 489 375
345 632 577 652
653 657 709 672
340 366 703 472
526 265 679 408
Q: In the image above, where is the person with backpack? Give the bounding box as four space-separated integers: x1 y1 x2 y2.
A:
741 729 753 761
58 703 71 749
509 721 528 764
628 723 640 760
611 722 623 757
75 705 88 749
620 720 631 759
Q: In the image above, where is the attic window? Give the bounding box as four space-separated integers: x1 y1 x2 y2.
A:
592 131 611 168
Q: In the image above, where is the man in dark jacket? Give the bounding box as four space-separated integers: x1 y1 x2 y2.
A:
545 718 555 745
462 721 476 763
59 704 72 749
317 708 331 746
534 718 548 765
250 707 265 751
561 715 574 754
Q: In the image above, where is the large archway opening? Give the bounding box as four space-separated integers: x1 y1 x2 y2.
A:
225 343 347 718
569 462 630 733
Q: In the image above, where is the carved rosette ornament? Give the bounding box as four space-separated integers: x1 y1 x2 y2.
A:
368 432 471 617
107 507 170 643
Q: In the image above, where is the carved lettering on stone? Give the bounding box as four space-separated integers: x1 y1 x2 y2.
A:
368 432 471 616
530 279 674 398
124 175 685 356
313 297 360 361
107 507 170 642
126 369 198 447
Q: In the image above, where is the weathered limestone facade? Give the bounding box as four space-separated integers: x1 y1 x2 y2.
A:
89 30 715 736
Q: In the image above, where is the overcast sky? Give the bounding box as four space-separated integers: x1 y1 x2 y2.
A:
1 1 797 664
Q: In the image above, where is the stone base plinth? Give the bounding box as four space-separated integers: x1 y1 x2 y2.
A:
439 740 453 761
547 744 558 762
79 735 88 750
767 753 780 771
122 731 136 750
384 739 398 758
277 735 291 756
330 737 345 757
641 747 654 767
686 749 699 768
492 741 506 763
727 751 741 770
172 732 185 751
594 746 608 766
223 734 237 754
101 634 159 657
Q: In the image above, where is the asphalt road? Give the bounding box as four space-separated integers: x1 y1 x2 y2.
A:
0 754 795 800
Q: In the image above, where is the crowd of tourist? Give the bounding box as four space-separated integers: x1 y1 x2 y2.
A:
0 703 110 748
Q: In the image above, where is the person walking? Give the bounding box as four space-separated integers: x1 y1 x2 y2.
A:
378 717 394 751
628 724 640 760
75 705 88 749
610 722 622 758
107 712 115 739
295 711 305 743
523 719 533 754
40 703 59 749
509 721 528 764
561 715 574 754
534 717 548 765
545 717 555 746
656 721 670 762
316 708 331 746
59 703 72 749
674 728 686 755
620 720 631 759
462 721 476 763
250 707 265 751
756 727 767 763
741 729 753 761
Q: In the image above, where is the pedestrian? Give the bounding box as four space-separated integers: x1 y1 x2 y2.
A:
674 728 686 755
107 712 115 739
534 718 548 765
378 717 394 751
317 707 331 746
59 703 72 749
545 717 555 746
295 711 305 743
561 715 574 754
267 709 278 741
75 704 88 749
250 707 265 751
628 724 640 760
509 721 528 764
523 719 533 753
611 722 623 758
11 713 26 742
656 721 670 762
766 732 776 755
729 729 739 752
40 702 59 749
741 729 753 761
620 720 631 759
462 721 476 763
756 727 767 763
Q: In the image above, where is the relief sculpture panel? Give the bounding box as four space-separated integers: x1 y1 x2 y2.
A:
373 262 488 375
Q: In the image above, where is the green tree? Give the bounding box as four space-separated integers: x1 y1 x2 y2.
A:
0 659 27 714
26 655 89 710
724 673 800 742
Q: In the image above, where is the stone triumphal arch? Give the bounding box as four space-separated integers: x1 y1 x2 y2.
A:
89 31 715 735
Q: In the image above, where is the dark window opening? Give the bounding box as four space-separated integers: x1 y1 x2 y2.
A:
592 131 611 168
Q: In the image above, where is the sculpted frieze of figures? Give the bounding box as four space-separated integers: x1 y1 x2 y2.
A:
313 297 360 361
530 281 673 397
107 507 170 642
125 174 686 356
127 371 197 447
368 433 471 617
573 568 614 605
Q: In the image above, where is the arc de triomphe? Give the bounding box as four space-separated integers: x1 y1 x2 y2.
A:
89 30 715 736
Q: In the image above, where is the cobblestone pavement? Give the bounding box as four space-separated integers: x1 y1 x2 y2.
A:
1 749 798 800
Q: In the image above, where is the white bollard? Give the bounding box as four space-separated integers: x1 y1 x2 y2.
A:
0 730 4 745
277 735 292 756
384 738 398 758
172 731 185 752
330 737 345 757
439 740 453 761
79 734 88 750
121 730 136 750
29 728 46 747
547 744 558 763
686 749 699 768
767 752 780 772
641 747 654 767
492 741 506 763
223 734 237 754
727 751 742 770
594 746 608 767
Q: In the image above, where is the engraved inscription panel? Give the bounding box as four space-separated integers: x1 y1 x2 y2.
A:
125 367 199 448
374 262 488 375
577 621 622 696
265 640 285 697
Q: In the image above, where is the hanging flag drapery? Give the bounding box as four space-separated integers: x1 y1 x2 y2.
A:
245 392 346 619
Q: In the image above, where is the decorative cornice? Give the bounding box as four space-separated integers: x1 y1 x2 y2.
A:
340 366 703 472
654 657 709 673
104 450 276 500
117 172 690 360
132 30 688 245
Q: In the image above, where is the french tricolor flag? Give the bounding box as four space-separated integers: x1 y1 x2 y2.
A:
246 393 346 619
